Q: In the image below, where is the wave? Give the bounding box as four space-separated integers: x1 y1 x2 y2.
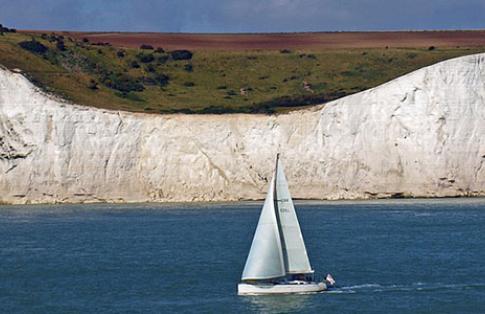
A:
329 282 485 294
325 289 356 294
341 283 382 289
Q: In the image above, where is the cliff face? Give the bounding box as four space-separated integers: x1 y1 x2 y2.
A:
1 54 484 204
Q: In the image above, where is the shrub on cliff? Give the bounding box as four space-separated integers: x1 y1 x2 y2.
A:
0 24 16 33
154 73 170 87
56 40 66 51
136 52 155 63
170 50 193 60
145 64 156 73
88 79 98 90
18 39 48 54
158 55 169 64
184 64 193 72
116 50 126 58
199 105 239 114
101 72 144 93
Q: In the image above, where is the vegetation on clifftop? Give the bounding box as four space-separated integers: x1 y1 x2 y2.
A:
1 30 485 114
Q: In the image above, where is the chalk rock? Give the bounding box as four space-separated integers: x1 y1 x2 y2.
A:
0 54 484 204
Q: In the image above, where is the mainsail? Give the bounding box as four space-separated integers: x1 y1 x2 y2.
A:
241 176 286 280
241 154 313 281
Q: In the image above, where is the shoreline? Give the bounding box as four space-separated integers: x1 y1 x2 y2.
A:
1 196 484 207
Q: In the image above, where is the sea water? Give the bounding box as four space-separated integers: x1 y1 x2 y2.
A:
0 198 484 313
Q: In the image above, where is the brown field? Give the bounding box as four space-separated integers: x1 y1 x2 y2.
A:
23 30 485 50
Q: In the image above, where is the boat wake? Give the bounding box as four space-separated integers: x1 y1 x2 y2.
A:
326 282 485 294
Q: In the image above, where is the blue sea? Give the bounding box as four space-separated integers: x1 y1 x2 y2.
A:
1 198 484 313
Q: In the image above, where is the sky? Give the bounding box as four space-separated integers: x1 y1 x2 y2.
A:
0 0 484 33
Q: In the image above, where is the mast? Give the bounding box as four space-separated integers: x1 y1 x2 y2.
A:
273 153 290 272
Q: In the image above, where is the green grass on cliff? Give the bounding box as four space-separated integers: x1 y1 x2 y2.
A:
1 31 484 114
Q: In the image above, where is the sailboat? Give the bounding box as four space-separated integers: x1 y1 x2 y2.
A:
238 154 329 295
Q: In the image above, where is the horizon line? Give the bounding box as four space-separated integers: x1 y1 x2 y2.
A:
16 27 485 35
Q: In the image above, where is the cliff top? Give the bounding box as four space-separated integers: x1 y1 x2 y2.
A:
1 29 485 114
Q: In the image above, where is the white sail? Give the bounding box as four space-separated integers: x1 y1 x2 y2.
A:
241 175 286 281
238 155 326 294
275 157 313 275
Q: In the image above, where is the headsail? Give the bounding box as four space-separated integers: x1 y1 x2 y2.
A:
274 156 313 275
241 175 286 281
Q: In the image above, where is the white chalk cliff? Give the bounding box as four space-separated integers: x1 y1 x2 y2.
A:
1 54 484 204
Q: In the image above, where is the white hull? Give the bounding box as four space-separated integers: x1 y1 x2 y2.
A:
238 282 326 295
